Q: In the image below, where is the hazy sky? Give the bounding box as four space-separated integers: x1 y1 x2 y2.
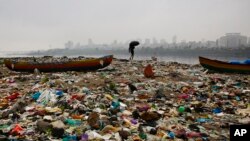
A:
0 0 250 51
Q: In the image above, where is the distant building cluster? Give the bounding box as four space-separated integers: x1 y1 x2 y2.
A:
64 33 250 50
217 33 248 48
31 33 250 57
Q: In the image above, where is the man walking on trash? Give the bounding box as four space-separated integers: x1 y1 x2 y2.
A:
129 41 140 61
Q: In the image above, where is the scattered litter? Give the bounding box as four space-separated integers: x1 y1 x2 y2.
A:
0 57 249 140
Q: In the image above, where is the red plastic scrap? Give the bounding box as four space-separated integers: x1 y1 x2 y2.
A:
5 92 20 101
10 124 23 135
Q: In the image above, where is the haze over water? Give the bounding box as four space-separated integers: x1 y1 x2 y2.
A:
1 0 250 65
1 51 249 65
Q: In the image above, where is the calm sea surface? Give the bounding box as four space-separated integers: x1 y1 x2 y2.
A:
1 52 249 65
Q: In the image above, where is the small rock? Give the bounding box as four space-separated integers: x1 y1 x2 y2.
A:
36 120 52 133
119 130 131 140
128 83 137 94
140 111 161 122
87 112 100 129
51 120 65 129
51 127 64 138
132 110 140 119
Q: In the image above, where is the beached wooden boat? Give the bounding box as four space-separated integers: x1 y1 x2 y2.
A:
199 56 250 73
4 55 113 72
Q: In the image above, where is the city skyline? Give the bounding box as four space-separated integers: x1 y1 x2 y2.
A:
3 32 250 53
67 32 250 48
0 0 250 51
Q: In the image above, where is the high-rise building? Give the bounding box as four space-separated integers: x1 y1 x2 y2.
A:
88 38 93 46
144 38 151 45
218 33 247 47
112 40 117 45
65 41 74 49
159 39 167 45
206 41 216 48
152 38 158 46
180 40 187 47
172 35 177 44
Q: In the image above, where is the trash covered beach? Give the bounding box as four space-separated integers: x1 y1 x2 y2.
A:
0 57 249 141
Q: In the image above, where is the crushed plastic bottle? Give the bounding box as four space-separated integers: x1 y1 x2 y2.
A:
111 99 120 109
65 119 81 126
32 92 41 100
168 131 175 139
196 118 212 123
212 107 222 114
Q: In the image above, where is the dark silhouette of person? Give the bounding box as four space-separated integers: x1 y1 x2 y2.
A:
129 45 135 61
33 56 36 62
129 41 139 61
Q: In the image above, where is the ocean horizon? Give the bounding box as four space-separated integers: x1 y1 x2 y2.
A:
1 51 249 65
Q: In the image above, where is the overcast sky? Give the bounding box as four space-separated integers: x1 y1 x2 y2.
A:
0 0 250 51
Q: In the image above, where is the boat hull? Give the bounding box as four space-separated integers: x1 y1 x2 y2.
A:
4 55 113 72
199 56 250 73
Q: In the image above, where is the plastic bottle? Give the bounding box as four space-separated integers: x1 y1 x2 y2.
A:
111 100 120 109
63 135 77 141
56 90 63 96
178 94 189 99
212 107 222 114
196 118 211 123
82 87 91 95
235 96 240 101
81 134 89 141
139 132 147 140
130 119 138 125
32 92 41 100
65 119 81 126
178 106 185 113
168 131 175 139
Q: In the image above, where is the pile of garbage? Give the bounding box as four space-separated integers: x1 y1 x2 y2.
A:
4 56 88 64
0 58 249 141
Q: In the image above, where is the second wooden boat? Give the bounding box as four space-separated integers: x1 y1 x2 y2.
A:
199 56 250 73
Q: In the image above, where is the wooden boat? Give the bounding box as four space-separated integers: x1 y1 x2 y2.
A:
4 55 113 72
199 56 250 73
